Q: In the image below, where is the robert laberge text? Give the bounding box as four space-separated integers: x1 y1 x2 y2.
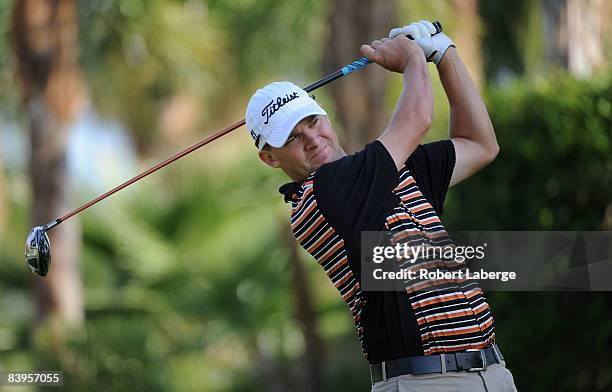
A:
373 268 517 282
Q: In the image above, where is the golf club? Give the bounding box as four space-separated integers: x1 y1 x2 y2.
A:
24 22 443 277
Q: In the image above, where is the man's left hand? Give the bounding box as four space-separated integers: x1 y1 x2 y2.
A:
389 20 454 65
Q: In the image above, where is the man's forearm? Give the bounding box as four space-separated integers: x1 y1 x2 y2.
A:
379 55 433 169
438 47 497 152
389 56 434 136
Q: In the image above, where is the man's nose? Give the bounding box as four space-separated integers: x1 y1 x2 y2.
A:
302 127 319 149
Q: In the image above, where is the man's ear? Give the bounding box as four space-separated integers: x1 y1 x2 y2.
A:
258 149 281 168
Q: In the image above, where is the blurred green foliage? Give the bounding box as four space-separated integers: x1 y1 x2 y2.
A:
446 72 612 231
0 150 369 390
445 72 612 391
77 0 229 152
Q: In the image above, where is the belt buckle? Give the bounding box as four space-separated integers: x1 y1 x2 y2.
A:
466 349 487 372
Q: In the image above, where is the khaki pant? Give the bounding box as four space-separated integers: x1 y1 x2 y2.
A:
371 363 518 392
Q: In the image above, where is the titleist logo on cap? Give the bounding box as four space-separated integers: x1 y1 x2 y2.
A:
262 92 299 124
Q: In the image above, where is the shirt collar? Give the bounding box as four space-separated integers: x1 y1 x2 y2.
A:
279 182 302 203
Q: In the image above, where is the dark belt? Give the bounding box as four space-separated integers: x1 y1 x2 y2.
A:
370 345 505 384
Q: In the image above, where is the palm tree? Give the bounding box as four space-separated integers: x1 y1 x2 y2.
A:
77 0 227 156
12 0 85 329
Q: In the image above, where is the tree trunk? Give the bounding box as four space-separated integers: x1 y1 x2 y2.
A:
541 0 609 76
251 332 288 392
324 0 397 153
565 0 608 76
284 222 325 392
12 0 85 329
451 0 484 89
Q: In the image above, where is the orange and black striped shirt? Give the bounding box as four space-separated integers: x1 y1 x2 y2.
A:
280 140 495 364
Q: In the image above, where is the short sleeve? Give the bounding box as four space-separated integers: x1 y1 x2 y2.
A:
404 140 456 216
313 141 399 246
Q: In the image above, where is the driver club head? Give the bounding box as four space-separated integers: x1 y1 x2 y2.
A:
25 226 51 277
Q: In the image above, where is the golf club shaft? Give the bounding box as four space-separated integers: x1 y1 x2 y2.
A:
45 21 443 231
46 59 373 230
54 118 245 226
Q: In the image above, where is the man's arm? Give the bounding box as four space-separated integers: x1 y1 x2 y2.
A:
361 36 433 170
437 47 499 187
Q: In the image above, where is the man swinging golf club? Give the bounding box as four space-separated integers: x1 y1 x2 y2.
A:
246 20 517 391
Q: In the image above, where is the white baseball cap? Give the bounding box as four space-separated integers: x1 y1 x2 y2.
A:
245 81 327 150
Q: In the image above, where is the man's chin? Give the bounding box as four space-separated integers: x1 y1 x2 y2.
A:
311 146 339 167
310 156 334 170
305 147 344 177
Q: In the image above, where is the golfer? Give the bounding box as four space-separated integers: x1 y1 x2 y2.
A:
246 20 517 391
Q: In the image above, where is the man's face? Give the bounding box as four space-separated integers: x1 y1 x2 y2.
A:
258 115 346 182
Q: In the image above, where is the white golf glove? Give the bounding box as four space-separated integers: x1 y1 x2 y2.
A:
389 20 454 65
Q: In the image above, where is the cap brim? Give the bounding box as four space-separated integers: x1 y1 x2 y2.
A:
264 103 327 149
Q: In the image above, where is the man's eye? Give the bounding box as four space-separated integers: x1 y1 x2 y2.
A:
285 135 297 145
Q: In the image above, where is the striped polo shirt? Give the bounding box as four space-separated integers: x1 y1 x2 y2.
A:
280 140 495 364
